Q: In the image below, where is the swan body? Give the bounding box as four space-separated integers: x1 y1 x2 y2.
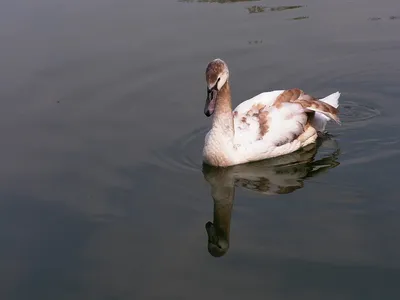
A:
202 59 341 167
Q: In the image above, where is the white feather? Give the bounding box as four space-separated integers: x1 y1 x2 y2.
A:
234 90 285 113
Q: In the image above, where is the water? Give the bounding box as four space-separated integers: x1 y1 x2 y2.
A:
1 0 400 299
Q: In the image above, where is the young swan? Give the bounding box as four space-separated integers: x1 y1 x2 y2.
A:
202 58 341 167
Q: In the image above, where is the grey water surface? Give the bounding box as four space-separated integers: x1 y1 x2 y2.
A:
1 0 400 299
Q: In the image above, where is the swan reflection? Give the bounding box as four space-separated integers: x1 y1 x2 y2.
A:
202 137 340 257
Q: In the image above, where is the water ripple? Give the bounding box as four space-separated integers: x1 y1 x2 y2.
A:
152 126 208 173
335 98 381 133
340 100 380 123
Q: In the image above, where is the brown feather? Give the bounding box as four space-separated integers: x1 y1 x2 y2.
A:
273 88 341 124
258 111 269 138
240 103 271 139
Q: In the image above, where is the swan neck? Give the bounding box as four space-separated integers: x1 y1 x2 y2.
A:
212 81 234 135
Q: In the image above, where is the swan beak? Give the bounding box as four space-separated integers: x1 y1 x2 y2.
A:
204 88 218 117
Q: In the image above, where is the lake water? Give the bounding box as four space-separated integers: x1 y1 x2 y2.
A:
1 0 400 299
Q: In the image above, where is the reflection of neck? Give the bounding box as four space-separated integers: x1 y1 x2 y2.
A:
210 171 235 243
212 81 234 138
212 192 234 243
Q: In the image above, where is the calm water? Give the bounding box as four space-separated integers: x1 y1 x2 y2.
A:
1 0 400 299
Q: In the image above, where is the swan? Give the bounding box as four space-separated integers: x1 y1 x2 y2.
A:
202 58 341 167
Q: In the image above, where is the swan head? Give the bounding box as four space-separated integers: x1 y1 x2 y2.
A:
204 58 230 117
